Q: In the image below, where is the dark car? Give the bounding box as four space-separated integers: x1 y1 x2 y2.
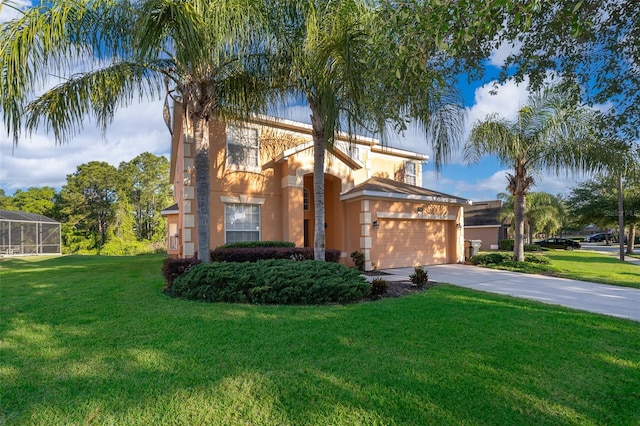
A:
534 238 581 250
585 233 610 242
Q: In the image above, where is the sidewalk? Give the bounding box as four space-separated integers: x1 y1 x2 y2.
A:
366 264 640 322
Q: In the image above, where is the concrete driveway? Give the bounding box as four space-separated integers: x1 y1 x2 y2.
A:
380 264 640 322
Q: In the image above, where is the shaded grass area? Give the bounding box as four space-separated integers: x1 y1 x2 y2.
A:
1 255 640 425
480 250 640 289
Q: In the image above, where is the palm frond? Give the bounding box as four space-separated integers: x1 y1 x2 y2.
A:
24 61 165 142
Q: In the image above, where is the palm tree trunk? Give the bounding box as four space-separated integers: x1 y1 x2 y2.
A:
193 114 211 263
618 171 625 260
310 102 326 261
513 192 526 261
626 223 636 255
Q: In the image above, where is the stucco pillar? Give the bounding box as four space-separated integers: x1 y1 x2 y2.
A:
360 200 373 271
281 165 304 246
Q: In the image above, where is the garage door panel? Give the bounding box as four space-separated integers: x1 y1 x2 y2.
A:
373 219 449 269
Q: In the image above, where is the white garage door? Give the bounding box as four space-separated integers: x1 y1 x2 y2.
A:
373 219 449 269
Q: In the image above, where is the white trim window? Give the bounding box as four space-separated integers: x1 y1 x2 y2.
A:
404 161 416 185
225 203 260 243
226 124 259 170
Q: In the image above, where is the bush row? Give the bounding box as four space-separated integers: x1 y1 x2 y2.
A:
172 259 371 305
469 252 550 266
210 246 341 263
498 239 544 252
216 241 295 249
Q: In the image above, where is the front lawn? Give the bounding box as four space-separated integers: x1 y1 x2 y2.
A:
476 250 640 289
1 255 639 425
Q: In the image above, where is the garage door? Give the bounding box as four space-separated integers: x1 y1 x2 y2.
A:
373 219 449 269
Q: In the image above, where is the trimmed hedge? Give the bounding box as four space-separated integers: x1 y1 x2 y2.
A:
215 241 295 249
469 252 551 266
161 256 202 288
498 239 545 252
172 259 371 305
210 246 341 263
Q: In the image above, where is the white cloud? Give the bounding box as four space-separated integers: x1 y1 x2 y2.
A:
0 99 170 193
488 40 522 68
0 0 30 23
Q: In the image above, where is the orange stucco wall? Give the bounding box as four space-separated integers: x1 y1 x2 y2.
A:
168 113 465 269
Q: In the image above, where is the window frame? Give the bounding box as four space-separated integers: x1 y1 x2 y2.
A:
404 161 417 186
224 203 261 243
226 124 260 171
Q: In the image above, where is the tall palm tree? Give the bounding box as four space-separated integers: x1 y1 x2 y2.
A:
465 84 601 261
1 0 273 263
271 0 463 260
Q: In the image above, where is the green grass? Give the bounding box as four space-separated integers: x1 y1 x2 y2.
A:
2 255 640 425
478 250 640 289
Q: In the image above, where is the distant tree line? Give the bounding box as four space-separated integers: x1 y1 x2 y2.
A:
0 152 172 255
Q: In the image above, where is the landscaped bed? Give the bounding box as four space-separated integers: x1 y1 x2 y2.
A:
2 254 639 425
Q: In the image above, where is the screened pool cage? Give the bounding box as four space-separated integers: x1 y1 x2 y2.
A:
0 210 61 256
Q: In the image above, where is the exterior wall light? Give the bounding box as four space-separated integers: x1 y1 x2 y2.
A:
416 207 424 213
372 220 379 229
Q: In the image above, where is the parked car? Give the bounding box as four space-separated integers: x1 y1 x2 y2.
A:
585 233 611 242
534 238 581 250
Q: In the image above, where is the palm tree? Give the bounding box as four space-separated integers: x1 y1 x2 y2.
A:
271 0 463 260
498 192 565 243
465 84 601 261
1 0 273 263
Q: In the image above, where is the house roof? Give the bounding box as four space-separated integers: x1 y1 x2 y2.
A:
160 203 179 216
340 177 470 205
464 200 505 226
0 210 59 223
274 141 365 170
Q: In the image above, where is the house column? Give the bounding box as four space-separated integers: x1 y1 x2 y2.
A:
182 136 196 257
360 200 373 271
281 165 304 246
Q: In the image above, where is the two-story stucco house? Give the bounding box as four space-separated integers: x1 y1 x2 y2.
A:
163 106 470 271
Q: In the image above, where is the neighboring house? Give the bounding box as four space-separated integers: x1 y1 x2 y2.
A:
0 210 61 256
163 107 470 270
463 200 509 250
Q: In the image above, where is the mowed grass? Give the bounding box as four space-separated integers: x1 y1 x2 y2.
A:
1 255 640 425
544 250 640 289
479 250 640 289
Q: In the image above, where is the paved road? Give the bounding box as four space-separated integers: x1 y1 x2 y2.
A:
377 264 640 322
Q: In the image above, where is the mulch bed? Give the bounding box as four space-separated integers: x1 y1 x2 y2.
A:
362 270 439 300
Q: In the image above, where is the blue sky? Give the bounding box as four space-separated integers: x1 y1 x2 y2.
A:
0 2 587 201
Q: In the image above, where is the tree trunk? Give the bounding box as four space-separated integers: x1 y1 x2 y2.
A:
513 192 526 261
626 223 636 255
193 114 211 263
618 171 625 260
310 102 326 261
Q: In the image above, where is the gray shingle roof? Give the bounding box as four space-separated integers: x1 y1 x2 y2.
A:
0 210 59 223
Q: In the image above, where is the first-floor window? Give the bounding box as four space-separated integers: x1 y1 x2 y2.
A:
225 203 260 243
168 223 179 250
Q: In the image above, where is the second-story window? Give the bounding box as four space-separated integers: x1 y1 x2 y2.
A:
405 161 416 185
227 125 259 169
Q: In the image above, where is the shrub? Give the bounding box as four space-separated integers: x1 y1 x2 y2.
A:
499 239 514 251
409 266 428 288
216 241 295 249
210 247 341 263
161 256 201 288
469 252 512 265
524 244 543 252
524 253 551 264
470 252 550 266
370 278 389 296
172 259 371 305
351 251 365 271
